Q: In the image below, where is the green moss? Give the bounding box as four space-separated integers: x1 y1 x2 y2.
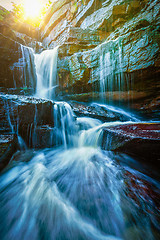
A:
0 7 10 22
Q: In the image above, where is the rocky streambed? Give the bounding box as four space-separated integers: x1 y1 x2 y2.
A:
0 92 160 240
0 93 160 174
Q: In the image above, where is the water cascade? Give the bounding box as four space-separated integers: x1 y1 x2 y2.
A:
0 45 160 240
11 45 36 89
34 46 59 99
97 38 131 102
53 102 77 148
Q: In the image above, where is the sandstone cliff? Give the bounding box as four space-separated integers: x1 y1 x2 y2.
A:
41 0 160 112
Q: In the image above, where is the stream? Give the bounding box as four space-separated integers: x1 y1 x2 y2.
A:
0 46 160 240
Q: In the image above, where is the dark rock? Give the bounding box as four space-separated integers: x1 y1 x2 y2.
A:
0 134 18 172
0 33 20 88
0 33 37 89
33 125 55 149
69 101 133 121
123 169 160 235
101 123 160 166
0 94 54 147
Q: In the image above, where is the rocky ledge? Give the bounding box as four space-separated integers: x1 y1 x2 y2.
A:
41 0 160 113
69 101 136 121
0 94 54 147
102 123 160 166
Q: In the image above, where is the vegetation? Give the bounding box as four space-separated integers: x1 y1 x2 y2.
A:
0 6 10 21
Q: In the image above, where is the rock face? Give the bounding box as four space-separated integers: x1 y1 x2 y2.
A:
0 6 41 90
0 33 37 89
101 123 160 166
0 134 18 172
41 0 160 113
0 94 54 148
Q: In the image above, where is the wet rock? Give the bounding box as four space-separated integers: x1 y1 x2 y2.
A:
49 27 108 50
33 125 56 149
0 33 20 88
0 134 18 172
41 0 102 46
0 94 54 147
0 134 14 158
0 33 37 89
131 95 160 120
69 101 132 121
57 24 160 96
61 91 149 103
40 0 160 114
101 123 160 165
123 169 160 238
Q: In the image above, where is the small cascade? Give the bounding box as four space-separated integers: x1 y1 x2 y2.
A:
20 45 36 89
34 46 59 99
0 123 159 239
0 95 159 239
98 38 131 103
11 45 36 89
91 103 139 122
1 95 27 150
53 102 77 148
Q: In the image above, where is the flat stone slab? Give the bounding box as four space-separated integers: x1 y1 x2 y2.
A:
102 123 160 165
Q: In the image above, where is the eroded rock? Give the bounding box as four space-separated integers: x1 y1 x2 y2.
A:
69 101 135 121
0 94 54 147
101 123 160 165
0 134 18 172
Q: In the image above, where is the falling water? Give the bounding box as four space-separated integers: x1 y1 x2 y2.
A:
20 45 36 88
0 102 159 239
34 46 59 99
11 45 36 89
98 38 132 103
1 45 160 240
53 102 76 148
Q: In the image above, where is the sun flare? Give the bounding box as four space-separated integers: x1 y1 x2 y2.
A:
24 0 43 19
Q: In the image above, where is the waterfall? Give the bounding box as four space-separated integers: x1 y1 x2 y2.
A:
53 102 77 148
34 46 59 99
11 44 59 96
20 45 36 89
1 37 159 240
11 45 36 89
98 38 131 103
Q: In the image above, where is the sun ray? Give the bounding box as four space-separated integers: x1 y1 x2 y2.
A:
24 0 43 19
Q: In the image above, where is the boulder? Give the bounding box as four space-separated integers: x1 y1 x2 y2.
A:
33 125 56 149
0 94 54 147
0 134 18 172
101 123 160 165
69 101 134 121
